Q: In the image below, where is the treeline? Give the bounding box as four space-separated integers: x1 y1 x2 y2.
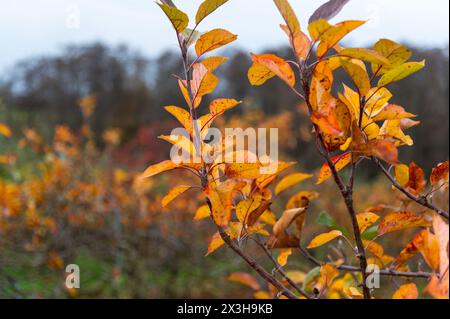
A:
0 43 448 171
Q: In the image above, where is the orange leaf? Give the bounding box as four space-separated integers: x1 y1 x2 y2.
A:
194 205 211 221
317 153 352 184
430 161 449 189
412 230 440 271
393 283 419 299
357 212 379 233
251 54 296 87
142 160 179 178
195 28 237 56
405 162 426 195
273 208 306 238
377 211 431 236
277 248 293 267
206 231 225 255
227 272 261 290
161 185 192 208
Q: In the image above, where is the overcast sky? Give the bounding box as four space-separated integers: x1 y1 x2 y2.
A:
1 0 449 72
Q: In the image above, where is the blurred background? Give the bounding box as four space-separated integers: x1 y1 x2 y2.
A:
0 0 448 298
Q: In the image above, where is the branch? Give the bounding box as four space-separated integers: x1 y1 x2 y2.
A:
337 265 435 279
207 202 298 299
373 158 449 220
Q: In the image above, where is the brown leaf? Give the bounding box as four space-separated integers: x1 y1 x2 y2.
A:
378 211 431 236
309 0 351 24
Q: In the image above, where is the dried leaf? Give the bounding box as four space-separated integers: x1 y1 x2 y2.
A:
309 0 351 24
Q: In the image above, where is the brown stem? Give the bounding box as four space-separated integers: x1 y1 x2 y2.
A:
373 158 449 220
300 78 372 299
206 201 298 299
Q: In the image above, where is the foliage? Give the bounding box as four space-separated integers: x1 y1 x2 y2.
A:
147 0 449 300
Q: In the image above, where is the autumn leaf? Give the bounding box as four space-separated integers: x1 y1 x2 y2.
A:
317 153 352 184
274 0 301 35
142 160 179 178
195 29 237 56
158 3 189 33
196 0 229 25
286 191 319 210
206 231 225 255
227 272 261 290
202 56 228 72
273 208 306 238
412 230 440 271
0 123 12 138
395 164 410 186
191 63 219 100
162 185 192 207
372 39 412 75
309 0 351 24
248 63 276 86
393 283 419 299
164 106 193 135
377 211 431 236
209 99 241 115
340 58 371 96
224 163 261 179
356 212 379 233
430 161 449 189
277 248 293 267
247 200 273 227
307 230 342 249
275 173 313 195
251 54 296 87
280 25 311 60
371 104 416 122
194 205 211 221
405 162 426 195
316 20 366 58
339 48 390 66
378 61 426 87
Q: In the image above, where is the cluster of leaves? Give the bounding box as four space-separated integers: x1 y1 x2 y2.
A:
148 0 449 300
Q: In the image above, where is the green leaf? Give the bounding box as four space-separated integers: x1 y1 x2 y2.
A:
378 61 425 87
196 0 229 25
158 3 189 33
317 211 350 237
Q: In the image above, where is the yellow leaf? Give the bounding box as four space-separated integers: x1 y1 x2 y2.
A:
277 248 293 267
340 59 371 96
356 212 379 233
412 230 440 271
0 123 12 138
425 275 449 300
273 208 306 238
372 39 412 75
274 0 301 35
158 3 189 33
316 20 366 58
236 197 262 223
204 182 234 226
206 231 225 255
339 48 390 66
227 272 261 290
224 163 261 179
201 56 228 72
286 271 306 284
275 173 313 195
248 62 276 86
371 104 416 122
308 19 333 41
142 160 179 178
364 87 393 118
377 211 431 236
378 61 426 87
286 191 319 210
194 205 211 221
395 164 410 186
161 185 192 207
195 28 237 56
251 54 296 87
364 240 385 258
196 0 229 25
307 230 342 249
393 283 419 299
209 99 241 115
317 153 352 184
164 106 193 135
318 264 339 289
379 120 414 146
